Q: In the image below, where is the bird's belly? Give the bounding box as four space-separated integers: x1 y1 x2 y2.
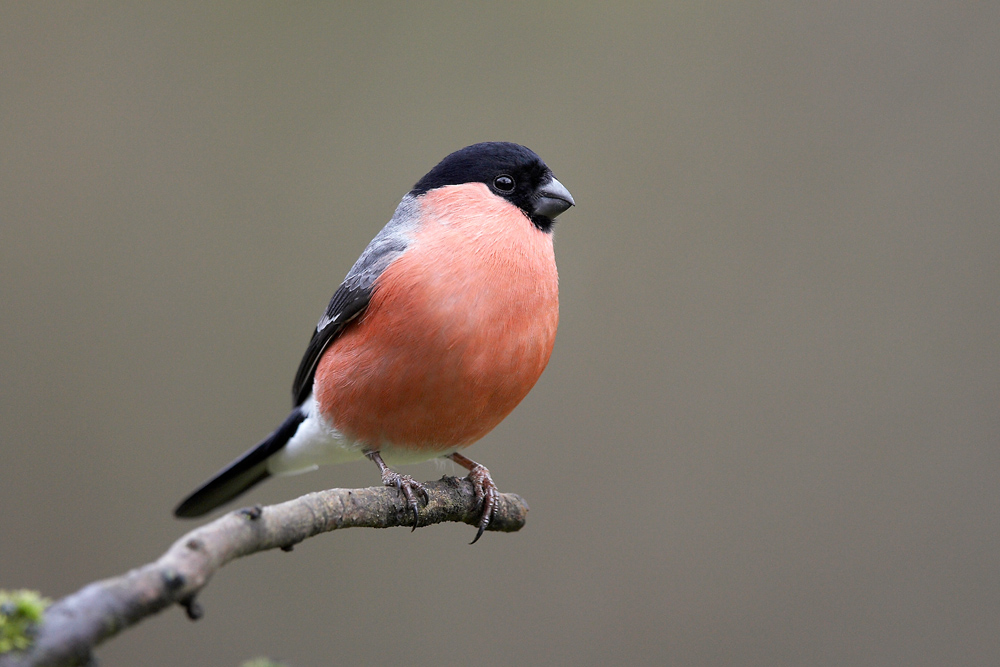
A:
314 286 557 450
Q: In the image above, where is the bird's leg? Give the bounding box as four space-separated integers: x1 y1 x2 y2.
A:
365 450 428 531
447 452 499 544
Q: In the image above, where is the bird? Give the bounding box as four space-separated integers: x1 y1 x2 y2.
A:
174 142 574 543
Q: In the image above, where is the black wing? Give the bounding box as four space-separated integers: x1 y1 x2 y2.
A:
290 281 371 406
290 196 418 406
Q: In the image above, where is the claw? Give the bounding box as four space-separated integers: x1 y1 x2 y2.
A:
397 479 425 531
447 452 499 544
468 471 498 544
366 450 428 529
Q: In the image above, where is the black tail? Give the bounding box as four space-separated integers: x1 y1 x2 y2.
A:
174 409 307 518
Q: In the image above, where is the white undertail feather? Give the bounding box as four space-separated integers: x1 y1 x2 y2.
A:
265 393 461 476
266 394 362 475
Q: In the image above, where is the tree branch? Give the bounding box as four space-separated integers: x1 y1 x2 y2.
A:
0 477 528 667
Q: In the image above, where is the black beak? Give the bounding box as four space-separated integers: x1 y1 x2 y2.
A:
532 177 575 220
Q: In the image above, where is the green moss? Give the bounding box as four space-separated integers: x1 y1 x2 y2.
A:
0 589 51 654
240 659 287 667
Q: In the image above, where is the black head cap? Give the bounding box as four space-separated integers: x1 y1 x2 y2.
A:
411 142 574 231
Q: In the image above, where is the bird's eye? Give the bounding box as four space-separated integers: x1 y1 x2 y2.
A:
493 174 515 193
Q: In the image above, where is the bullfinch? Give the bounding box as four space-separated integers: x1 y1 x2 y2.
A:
174 142 574 542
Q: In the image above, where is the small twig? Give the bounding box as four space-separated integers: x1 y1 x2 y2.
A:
0 477 528 667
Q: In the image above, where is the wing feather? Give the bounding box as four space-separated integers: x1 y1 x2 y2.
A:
290 194 419 406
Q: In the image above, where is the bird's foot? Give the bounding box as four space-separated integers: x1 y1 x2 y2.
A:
448 452 499 544
366 451 428 530
382 470 430 531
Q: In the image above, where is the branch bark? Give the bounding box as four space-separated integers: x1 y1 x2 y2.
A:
0 477 528 667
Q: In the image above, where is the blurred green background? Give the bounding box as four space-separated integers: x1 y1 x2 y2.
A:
2 3 998 665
